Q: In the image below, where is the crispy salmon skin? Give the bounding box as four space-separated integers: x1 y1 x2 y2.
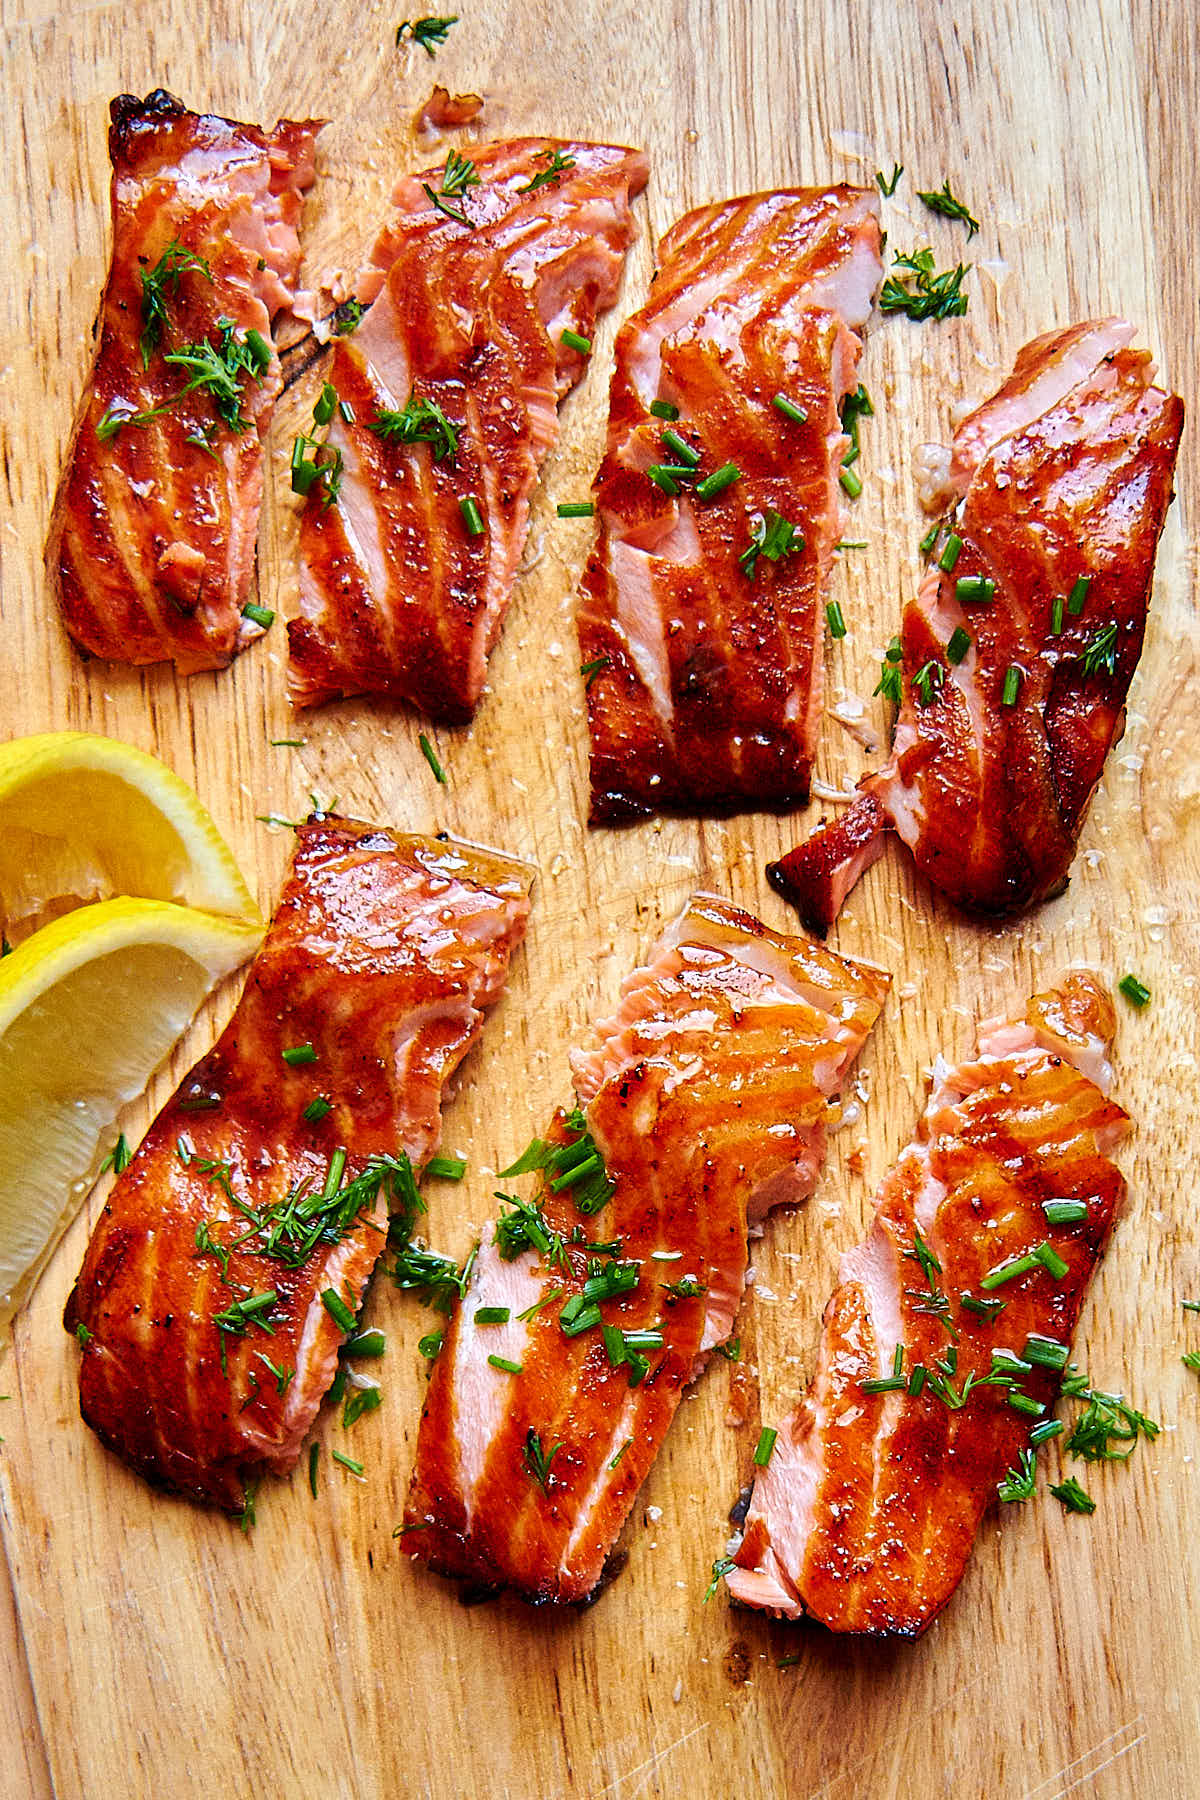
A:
727 971 1129 1636
578 185 882 822
769 320 1184 928
289 138 648 718
401 894 888 1603
65 818 530 1510
47 90 321 673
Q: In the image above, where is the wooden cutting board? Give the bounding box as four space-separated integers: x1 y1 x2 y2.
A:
2 2 1196 1794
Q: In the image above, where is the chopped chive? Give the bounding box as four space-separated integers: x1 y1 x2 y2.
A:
1183 1300 1200 1313
919 522 941 556
981 1250 1042 1290
1183 1351 1200 1373
946 625 971 664
339 400 355 423
1037 1243 1069 1279
753 1427 778 1468
991 1350 1033 1378
270 738 306 748
343 1385 383 1428
771 393 808 424
1050 1475 1096 1514
647 465 681 496
282 1044 317 1067
649 399 679 421
242 603 275 630
322 1148 347 1197
418 733 448 784
1023 1334 1071 1370
826 601 847 639
1067 575 1091 615
559 1302 603 1337
875 162 904 197
660 429 701 467
1118 974 1151 1008
1043 1199 1088 1225
331 1449 364 1476
459 495 485 535
1007 1391 1046 1417
344 1330 386 1358
425 1153 466 1180
302 1096 333 1124
557 501 595 517
839 464 863 499
908 1365 927 1396
609 1438 632 1469
561 328 591 355
1051 595 1065 635
695 462 741 501
601 1323 626 1366
487 1354 523 1374
956 575 995 604
474 1306 511 1325
836 540 868 550
321 1288 358 1334
418 1329 444 1359
938 533 962 572
312 382 338 427
1030 1417 1065 1446
960 1293 1007 1321
580 655 611 688
1001 665 1022 707
309 1442 320 1496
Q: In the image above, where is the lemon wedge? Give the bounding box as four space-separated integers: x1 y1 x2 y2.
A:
0 733 259 939
0 897 261 1329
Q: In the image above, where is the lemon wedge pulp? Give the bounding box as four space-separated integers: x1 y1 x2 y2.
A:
0 732 259 939
0 898 261 1329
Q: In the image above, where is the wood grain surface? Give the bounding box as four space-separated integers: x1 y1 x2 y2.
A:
1 2 1196 1795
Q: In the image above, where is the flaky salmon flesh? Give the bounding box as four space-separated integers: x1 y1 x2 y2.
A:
728 971 1129 1637
66 819 530 1510
401 894 888 1603
47 90 321 673
768 320 1184 930
578 185 882 822
289 138 648 718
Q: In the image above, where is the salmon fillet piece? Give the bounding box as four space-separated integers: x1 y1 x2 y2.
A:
577 185 882 822
65 818 530 1511
47 89 321 674
288 138 648 717
768 320 1184 929
401 894 888 1603
727 971 1129 1636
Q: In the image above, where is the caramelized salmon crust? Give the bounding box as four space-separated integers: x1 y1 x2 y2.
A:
727 971 1129 1637
401 893 888 1604
769 320 1184 928
578 184 882 823
289 138 648 719
66 818 530 1510
48 89 322 674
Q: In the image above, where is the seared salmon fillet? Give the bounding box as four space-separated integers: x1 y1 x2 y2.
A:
65 818 530 1511
401 894 888 1603
768 321 1184 929
288 138 648 717
577 185 882 823
47 89 321 674
727 971 1129 1636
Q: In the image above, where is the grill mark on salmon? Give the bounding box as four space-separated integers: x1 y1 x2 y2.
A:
47 90 321 674
727 971 1129 1637
401 894 888 1603
577 185 882 823
65 818 530 1510
288 138 648 718
768 320 1184 930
